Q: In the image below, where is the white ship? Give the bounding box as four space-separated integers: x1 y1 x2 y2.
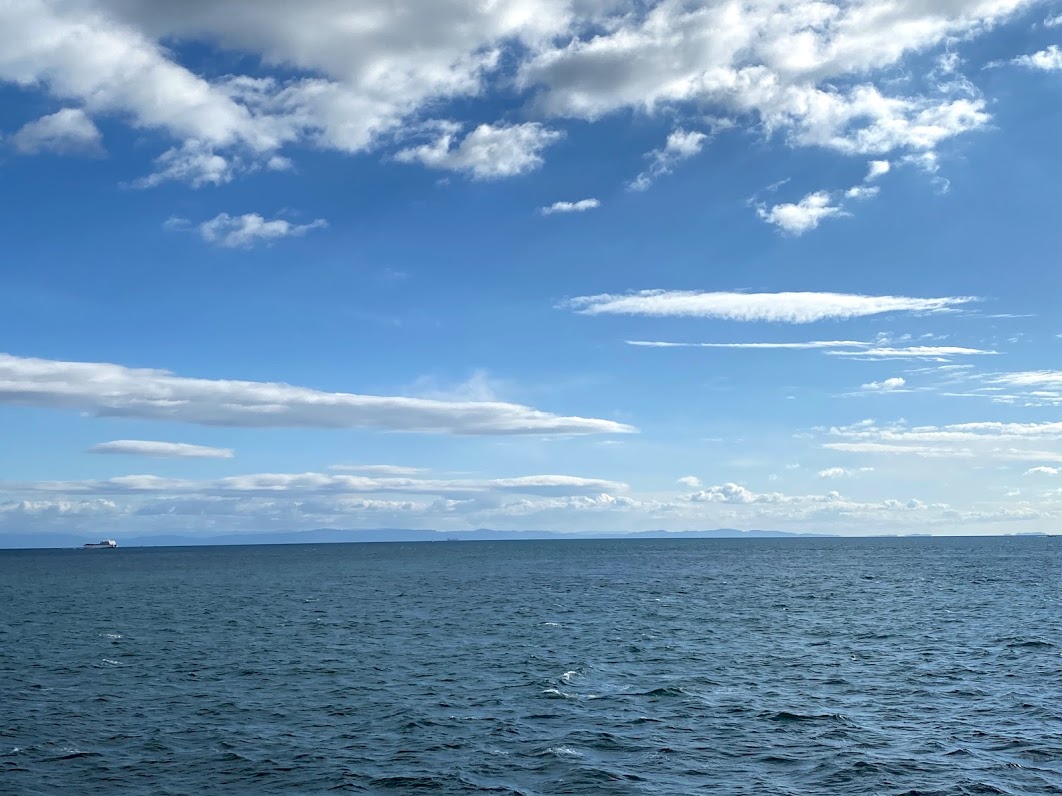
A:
83 539 118 549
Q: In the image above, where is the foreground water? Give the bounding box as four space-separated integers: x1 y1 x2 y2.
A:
2 537 1061 795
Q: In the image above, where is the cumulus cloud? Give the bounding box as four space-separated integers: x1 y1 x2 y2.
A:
629 128 708 191
0 0 1029 191
88 440 235 459
1024 466 1060 476
10 108 104 156
0 353 633 436
818 467 874 479
195 213 328 248
1012 46 1062 71
866 160 891 180
132 141 239 188
396 122 563 179
566 291 976 323
685 483 927 515
860 377 907 392
677 475 702 488
844 185 880 200
756 191 848 235
519 0 1000 155
540 198 600 215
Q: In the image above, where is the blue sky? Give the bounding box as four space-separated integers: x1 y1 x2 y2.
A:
3 0 1062 539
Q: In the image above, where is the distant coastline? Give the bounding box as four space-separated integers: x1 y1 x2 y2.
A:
0 528 1055 549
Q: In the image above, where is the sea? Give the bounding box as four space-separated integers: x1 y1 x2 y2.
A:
2 537 1060 795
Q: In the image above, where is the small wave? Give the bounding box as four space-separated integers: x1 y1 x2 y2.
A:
766 710 844 723
542 622 561 627
1005 639 1054 648
545 746 583 757
101 659 122 666
100 633 122 640
560 670 578 683
46 750 102 762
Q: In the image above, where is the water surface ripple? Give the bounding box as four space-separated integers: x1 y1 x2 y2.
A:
2 537 1061 794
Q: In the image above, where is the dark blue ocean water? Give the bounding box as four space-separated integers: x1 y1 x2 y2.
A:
2 537 1061 795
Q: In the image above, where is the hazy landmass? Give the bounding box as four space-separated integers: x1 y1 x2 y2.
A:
2 528 840 549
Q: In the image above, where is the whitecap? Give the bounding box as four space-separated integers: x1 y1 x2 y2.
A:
547 746 582 757
102 659 122 666
560 670 578 683
543 622 561 627
101 633 122 640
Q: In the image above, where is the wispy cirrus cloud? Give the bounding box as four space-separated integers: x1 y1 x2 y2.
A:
167 212 328 248
820 420 1062 463
0 353 634 436
566 291 977 323
627 340 995 363
88 440 235 459
627 340 872 350
828 345 997 361
21 471 628 499
329 464 428 476
629 128 708 191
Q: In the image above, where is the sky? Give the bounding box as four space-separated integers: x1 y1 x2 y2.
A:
3 0 1062 541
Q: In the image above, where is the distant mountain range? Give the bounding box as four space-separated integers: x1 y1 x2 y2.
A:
0 527 841 549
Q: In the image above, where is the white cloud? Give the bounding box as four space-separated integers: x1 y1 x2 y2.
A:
1012 45 1062 71
0 0 574 183
329 464 427 476
1025 466 1060 476
132 141 238 188
866 160 891 180
88 440 235 459
830 345 997 360
627 340 872 349
955 371 1062 407
0 0 1023 193
861 377 907 392
540 198 600 215
677 475 702 488
629 128 708 191
821 419 1062 464
519 0 1002 156
196 213 328 248
0 353 634 436
23 471 629 499
1046 13 1062 27
844 185 880 200
566 291 976 323
10 108 103 156
396 122 563 179
756 191 847 235
818 467 874 479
